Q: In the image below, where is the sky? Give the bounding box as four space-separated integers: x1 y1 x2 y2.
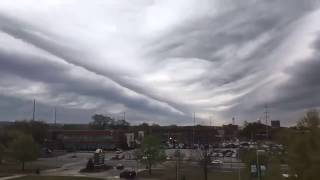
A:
1 0 320 126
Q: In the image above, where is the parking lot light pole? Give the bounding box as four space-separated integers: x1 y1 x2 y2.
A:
256 150 264 180
256 151 260 180
142 155 150 172
237 149 241 180
136 158 139 172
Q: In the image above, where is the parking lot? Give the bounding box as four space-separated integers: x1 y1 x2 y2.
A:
36 147 243 179
35 140 285 179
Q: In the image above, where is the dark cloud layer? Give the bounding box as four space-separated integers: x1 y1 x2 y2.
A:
0 0 320 125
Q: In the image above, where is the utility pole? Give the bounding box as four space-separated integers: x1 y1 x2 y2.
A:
212 115 214 128
54 107 57 125
123 112 126 121
232 117 235 125
192 112 195 148
264 105 269 139
175 150 180 180
32 99 36 121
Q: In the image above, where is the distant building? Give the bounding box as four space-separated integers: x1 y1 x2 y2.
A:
0 121 13 129
48 125 230 150
271 120 280 128
125 133 135 148
50 130 115 150
141 125 220 145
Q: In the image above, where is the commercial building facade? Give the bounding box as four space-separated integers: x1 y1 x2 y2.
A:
50 130 115 150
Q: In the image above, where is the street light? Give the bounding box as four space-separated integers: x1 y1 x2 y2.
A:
142 156 148 160
143 152 151 170
256 150 265 180
142 155 148 169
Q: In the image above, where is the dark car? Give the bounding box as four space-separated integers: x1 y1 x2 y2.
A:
223 150 233 156
120 169 137 179
225 144 237 148
225 152 232 157
116 163 124 170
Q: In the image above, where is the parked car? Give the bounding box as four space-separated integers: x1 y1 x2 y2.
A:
225 152 232 157
116 150 123 154
211 153 218 157
282 173 298 179
225 144 237 148
120 169 137 179
211 159 223 167
223 150 233 156
232 153 237 158
116 163 124 170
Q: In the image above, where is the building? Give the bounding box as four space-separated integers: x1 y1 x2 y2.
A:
271 120 280 128
132 125 221 146
0 121 13 129
50 130 115 150
125 133 135 148
49 125 231 150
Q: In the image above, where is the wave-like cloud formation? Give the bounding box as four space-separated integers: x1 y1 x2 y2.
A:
0 0 320 125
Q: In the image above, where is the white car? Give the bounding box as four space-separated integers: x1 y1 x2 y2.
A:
282 174 298 179
116 150 123 154
211 159 223 165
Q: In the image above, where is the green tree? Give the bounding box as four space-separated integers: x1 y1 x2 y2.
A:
239 122 268 140
0 144 5 164
89 114 130 129
134 135 166 175
113 119 130 129
9 134 39 170
265 157 282 180
0 130 25 164
297 109 320 130
89 114 114 130
0 129 13 147
286 110 320 180
11 120 49 145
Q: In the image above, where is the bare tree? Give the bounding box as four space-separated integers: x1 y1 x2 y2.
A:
198 147 211 180
174 150 185 180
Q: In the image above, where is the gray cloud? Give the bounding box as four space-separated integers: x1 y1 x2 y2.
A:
269 36 320 111
0 0 320 125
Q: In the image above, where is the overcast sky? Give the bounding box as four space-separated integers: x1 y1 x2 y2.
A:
1 0 320 126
